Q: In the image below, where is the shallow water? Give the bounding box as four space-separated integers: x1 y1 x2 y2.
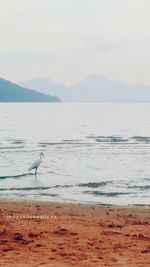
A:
0 103 150 205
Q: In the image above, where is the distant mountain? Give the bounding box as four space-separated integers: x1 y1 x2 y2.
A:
0 77 61 102
21 74 150 102
21 77 70 101
69 74 150 102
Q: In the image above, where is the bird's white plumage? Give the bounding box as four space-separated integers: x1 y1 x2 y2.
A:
28 158 42 171
28 152 44 173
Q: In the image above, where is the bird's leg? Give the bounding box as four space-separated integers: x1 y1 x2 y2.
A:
35 168 37 179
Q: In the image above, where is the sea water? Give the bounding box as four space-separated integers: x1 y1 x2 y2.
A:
0 103 150 205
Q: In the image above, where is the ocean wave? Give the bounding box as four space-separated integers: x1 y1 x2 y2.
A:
0 184 73 191
132 136 150 142
83 190 132 197
78 181 112 188
0 173 33 179
62 139 83 142
11 140 25 144
39 142 64 146
0 146 24 150
128 185 150 190
87 135 150 144
39 193 58 197
39 141 90 146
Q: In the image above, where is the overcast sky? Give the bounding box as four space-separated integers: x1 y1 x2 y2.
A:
0 0 150 85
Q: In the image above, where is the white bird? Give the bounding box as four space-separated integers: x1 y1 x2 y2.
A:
28 152 44 177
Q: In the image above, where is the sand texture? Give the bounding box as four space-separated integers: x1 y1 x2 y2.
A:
0 201 150 266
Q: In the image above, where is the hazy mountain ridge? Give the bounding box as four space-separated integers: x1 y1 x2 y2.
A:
0 77 61 102
21 77 70 102
21 74 150 102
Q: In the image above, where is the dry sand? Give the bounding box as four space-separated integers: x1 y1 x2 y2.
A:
0 201 150 266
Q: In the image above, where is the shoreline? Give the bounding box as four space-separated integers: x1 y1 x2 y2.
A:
0 200 150 266
0 197 150 207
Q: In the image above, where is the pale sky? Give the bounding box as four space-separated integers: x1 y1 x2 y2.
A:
0 0 150 85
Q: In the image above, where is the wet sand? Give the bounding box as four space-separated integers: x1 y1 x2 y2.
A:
0 201 150 266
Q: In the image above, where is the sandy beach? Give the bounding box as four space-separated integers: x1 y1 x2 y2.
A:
0 201 149 267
